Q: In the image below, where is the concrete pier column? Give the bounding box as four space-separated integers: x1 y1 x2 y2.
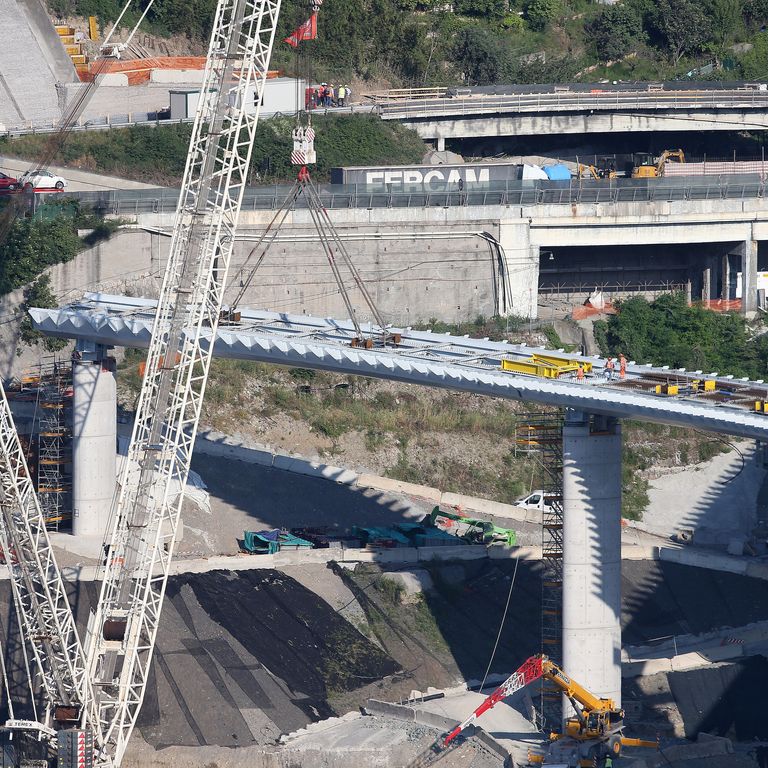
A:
739 238 758 314
721 254 731 301
498 220 539 318
72 342 116 538
562 410 622 716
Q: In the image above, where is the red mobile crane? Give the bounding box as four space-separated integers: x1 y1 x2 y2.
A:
442 655 657 767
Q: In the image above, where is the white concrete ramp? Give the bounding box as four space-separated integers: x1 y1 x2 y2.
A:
0 0 63 129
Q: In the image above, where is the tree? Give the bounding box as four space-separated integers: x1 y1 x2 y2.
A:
0 216 80 295
586 4 644 62
451 26 512 84
739 30 768 76
525 0 562 31
743 0 768 30
655 0 711 63
18 275 68 354
455 0 507 19
704 0 743 47
598 293 761 378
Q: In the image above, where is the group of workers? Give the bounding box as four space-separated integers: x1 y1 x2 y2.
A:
575 353 626 383
309 83 352 108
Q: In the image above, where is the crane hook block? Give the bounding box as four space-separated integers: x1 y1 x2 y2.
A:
291 125 316 165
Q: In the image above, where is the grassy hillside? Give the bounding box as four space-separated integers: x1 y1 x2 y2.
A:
0 115 426 185
47 0 768 87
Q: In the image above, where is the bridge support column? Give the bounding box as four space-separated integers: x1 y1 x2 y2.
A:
72 341 116 538
498 221 538 318
738 237 758 314
721 255 731 301
562 409 622 718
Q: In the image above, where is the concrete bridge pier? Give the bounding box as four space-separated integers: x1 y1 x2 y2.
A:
72 341 117 538
498 221 539 319
562 409 622 717
737 237 759 313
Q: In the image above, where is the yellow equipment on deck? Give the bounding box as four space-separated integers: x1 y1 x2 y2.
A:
501 354 592 379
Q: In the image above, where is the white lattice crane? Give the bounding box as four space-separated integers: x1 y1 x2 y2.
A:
85 0 283 763
0 0 284 765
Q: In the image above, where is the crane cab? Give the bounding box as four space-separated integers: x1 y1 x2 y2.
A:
563 706 624 741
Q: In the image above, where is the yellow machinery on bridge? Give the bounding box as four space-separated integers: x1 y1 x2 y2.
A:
441 654 657 767
631 148 685 178
501 354 592 379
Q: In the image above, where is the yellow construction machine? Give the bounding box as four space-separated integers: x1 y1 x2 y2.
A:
631 148 685 178
577 158 618 180
501 354 592 379
441 654 657 767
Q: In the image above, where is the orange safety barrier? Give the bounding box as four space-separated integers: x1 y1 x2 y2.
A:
700 299 743 313
571 302 617 320
80 56 281 84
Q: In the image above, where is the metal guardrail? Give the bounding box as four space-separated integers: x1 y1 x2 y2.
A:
376 88 768 120
67 175 768 215
0 105 375 138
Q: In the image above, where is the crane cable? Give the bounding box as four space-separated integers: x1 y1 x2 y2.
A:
479 555 519 693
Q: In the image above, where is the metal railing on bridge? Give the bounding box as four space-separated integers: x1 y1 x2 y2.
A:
374 87 768 119
67 174 768 216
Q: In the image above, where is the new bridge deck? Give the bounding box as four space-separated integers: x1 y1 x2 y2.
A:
29 293 768 441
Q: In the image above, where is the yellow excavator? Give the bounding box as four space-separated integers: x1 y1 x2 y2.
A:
577 157 618 180
631 148 685 178
440 654 657 767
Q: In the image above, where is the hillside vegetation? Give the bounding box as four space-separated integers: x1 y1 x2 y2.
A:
0 115 426 185
47 0 768 86
594 293 768 379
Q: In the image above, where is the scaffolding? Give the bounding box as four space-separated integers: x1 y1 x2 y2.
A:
514 412 563 732
21 360 72 530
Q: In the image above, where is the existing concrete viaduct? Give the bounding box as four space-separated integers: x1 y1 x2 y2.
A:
375 88 768 149
87 192 766 320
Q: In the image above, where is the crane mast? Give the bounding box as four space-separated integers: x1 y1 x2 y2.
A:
84 0 282 763
0 386 97 740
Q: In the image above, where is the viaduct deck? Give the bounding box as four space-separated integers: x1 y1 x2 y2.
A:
30 293 768 441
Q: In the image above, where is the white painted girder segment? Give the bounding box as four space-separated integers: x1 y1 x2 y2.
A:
30 299 768 441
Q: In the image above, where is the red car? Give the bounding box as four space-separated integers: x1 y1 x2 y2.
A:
0 172 20 192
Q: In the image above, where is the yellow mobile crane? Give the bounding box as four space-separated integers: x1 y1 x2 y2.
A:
441 655 657 767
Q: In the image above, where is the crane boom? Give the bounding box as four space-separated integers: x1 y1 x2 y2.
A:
83 0 282 764
443 655 625 748
0 385 98 739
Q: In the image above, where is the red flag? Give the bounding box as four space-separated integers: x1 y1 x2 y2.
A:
284 13 317 47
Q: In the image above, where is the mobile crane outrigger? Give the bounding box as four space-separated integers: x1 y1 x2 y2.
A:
442 655 657 767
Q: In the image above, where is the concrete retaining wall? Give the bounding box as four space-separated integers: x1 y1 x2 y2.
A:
195 428 528 521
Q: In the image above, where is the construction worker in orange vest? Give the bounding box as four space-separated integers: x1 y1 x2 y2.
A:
619 353 627 379
576 362 585 382
605 357 615 380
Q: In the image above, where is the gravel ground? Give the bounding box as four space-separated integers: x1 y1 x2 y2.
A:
178 451 433 559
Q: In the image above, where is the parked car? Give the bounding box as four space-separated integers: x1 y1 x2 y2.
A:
19 169 67 191
0 172 20 191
